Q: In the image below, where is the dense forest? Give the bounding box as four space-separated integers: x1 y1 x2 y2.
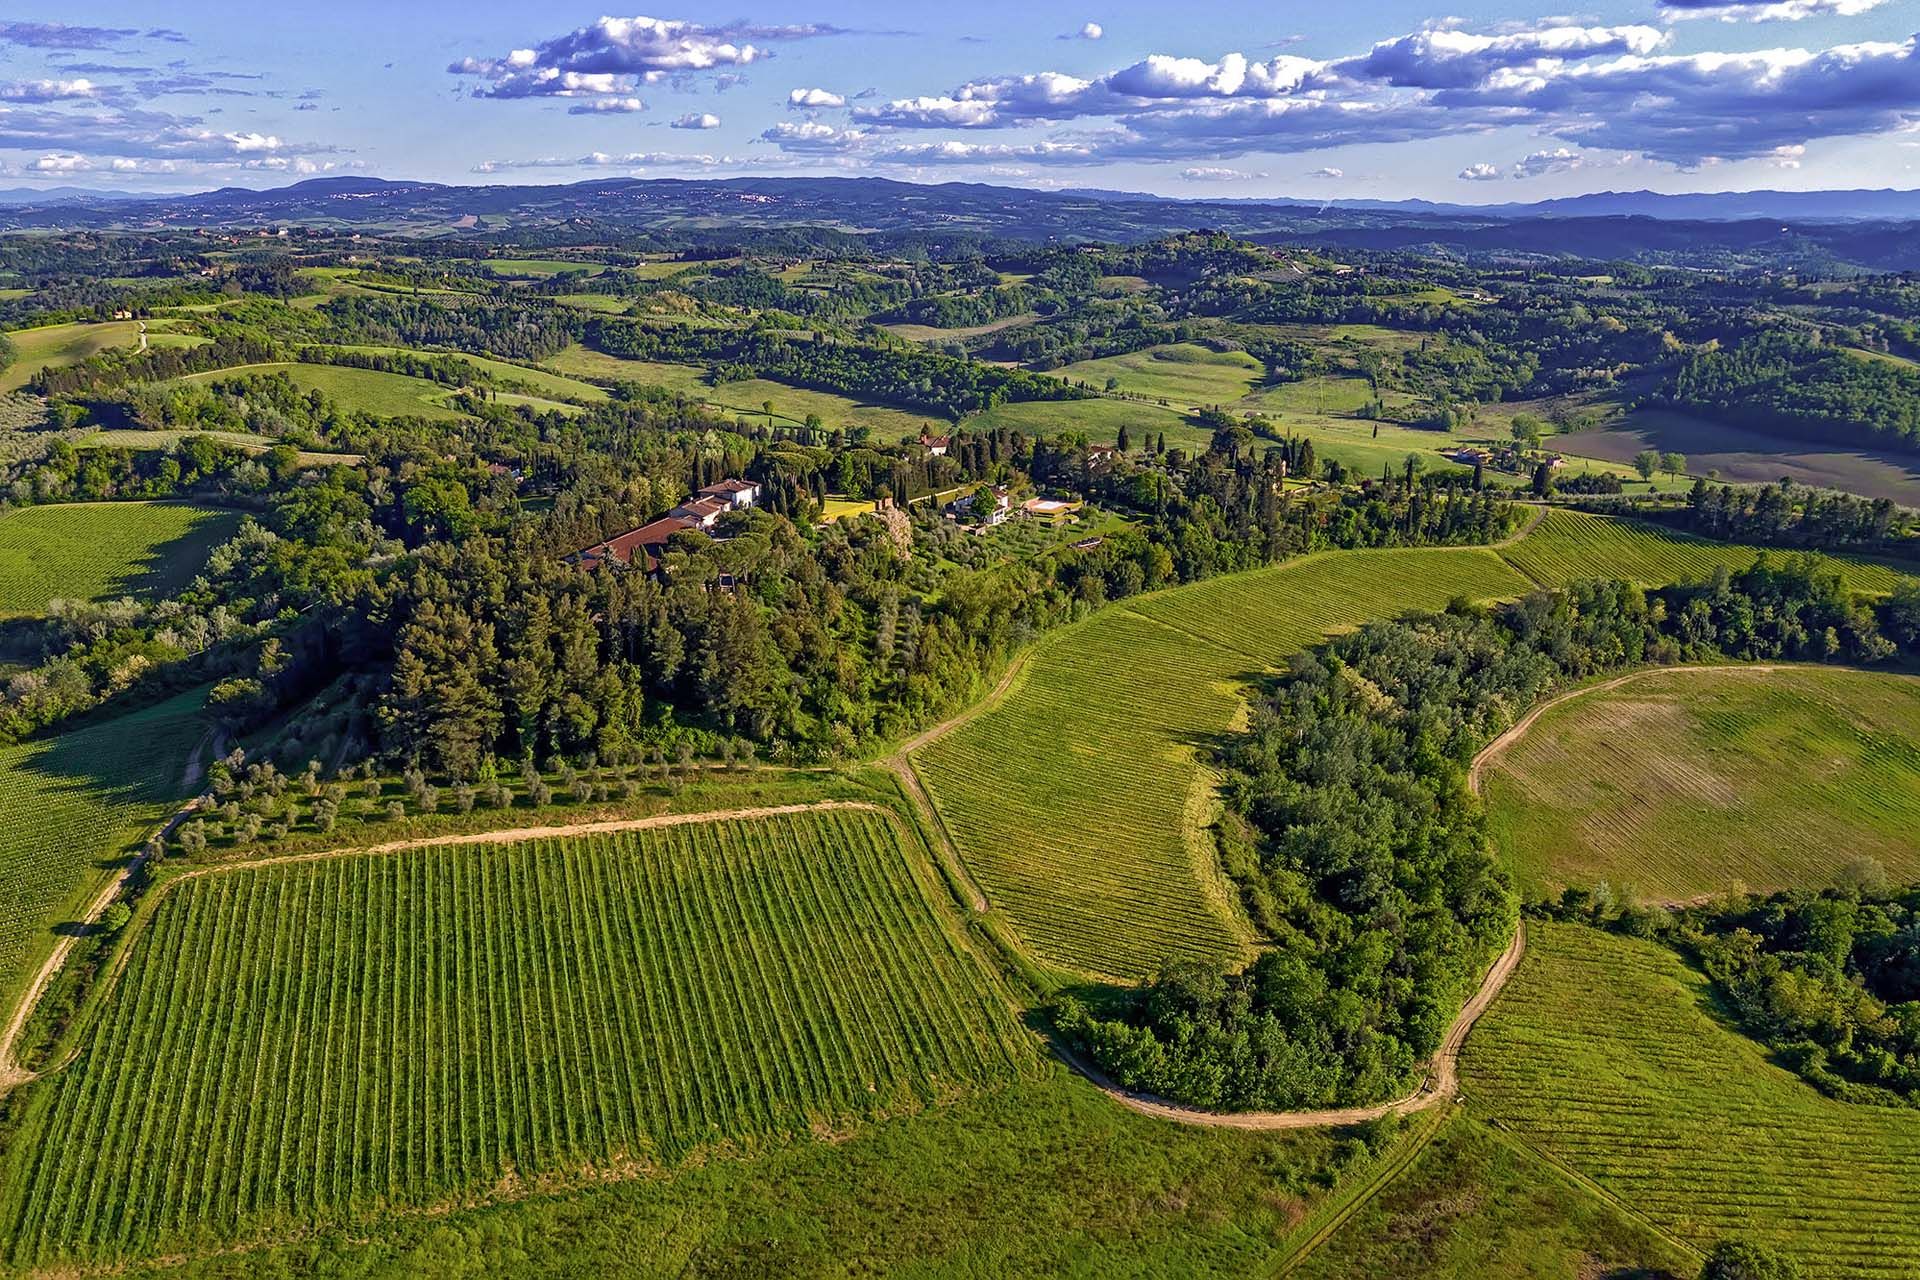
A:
1660 331 1920 454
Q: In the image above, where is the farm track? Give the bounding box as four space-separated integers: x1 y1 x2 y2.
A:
0 801 886 1100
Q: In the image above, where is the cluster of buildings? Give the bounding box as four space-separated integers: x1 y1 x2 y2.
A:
572 477 760 573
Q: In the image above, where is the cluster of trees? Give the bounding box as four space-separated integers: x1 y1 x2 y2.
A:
1664 477 1914 554
1057 559 1920 1112
1544 876 1920 1110
1661 330 1920 453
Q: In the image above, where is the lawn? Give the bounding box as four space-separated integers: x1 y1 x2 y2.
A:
0 502 240 618
0 807 1040 1266
1484 666 1920 901
174 362 470 422
1500 508 1916 595
1464 921 1920 1279
914 546 1533 981
0 688 207 1008
542 345 938 437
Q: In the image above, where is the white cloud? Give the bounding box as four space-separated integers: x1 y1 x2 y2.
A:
451 15 840 101
1659 0 1886 21
568 96 646 114
1459 162 1502 180
0 78 99 103
672 111 721 129
1182 165 1265 181
1512 147 1584 178
1064 22 1104 41
787 87 845 109
1307 166 1344 178
29 152 91 172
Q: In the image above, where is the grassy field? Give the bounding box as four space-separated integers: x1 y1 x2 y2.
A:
107 1066 1372 1279
1484 667 1920 901
0 689 206 1007
175 363 470 422
1295 1113 1695 1280
0 321 203 393
1555 409 1920 507
543 345 937 436
882 313 1037 343
0 502 240 618
914 547 1532 981
322 346 609 403
1054 343 1263 404
0 808 1039 1266
75 430 362 467
962 396 1211 453
1500 508 1916 595
483 258 609 278
1464 921 1920 1279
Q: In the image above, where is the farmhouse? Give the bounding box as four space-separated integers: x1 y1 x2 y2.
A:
671 495 732 529
697 477 761 509
919 433 951 457
948 485 1011 528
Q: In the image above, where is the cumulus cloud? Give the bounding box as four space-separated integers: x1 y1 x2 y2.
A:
672 111 721 129
1307 166 1344 178
568 97 647 114
1063 22 1104 41
451 15 841 101
801 20 1920 172
1458 162 1502 180
1511 147 1585 178
788 87 846 109
0 103 334 164
1659 0 1886 20
0 79 100 103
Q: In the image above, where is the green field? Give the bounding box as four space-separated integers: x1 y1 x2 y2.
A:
175 363 470 422
1501 508 1916 595
962 396 1210 452
543 345 938 436
1465 921 1920 1279
322 346 610 403
1055 343 1263 404
0 808 1038 1266
0 502 240 618
1485 667 1920 901
483 258 609 278
1295 1113 1695 1280
0 322 203 393
914 547 1532 981
0 689 206 1006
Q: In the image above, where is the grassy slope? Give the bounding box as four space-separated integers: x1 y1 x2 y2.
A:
1486 667 1920 900
1464 921 1920 1280
1294 1113 1695 1280
0 809 1038 1266
174 363 470 422
915 547 1532 981
542 345 937 437
0 502 240 618
0 322 201 394
0 689 205 1008
1503 508 1915 595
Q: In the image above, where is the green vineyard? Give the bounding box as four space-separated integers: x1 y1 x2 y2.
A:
1499 508 1915 595
1484 667 1920 900
0 502 240 617
0 688 206 1003
0 808 1038 1267
1463 922 1920 1279
914 547 1530 980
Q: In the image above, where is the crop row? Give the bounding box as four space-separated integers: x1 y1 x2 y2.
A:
1462 921 1920 1279
0 501 238 618
915 547 1530 980
0 808 1037 1266
1500 508 1912 595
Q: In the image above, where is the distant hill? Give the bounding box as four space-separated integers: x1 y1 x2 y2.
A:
3 175 1918 268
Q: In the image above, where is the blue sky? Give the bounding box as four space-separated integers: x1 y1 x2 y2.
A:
0 1 1916 199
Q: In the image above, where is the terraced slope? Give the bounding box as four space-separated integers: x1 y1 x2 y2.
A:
0 808 1037 1268
1485 666 1920 899
1464 921 1920 1280
914 547 1531 981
